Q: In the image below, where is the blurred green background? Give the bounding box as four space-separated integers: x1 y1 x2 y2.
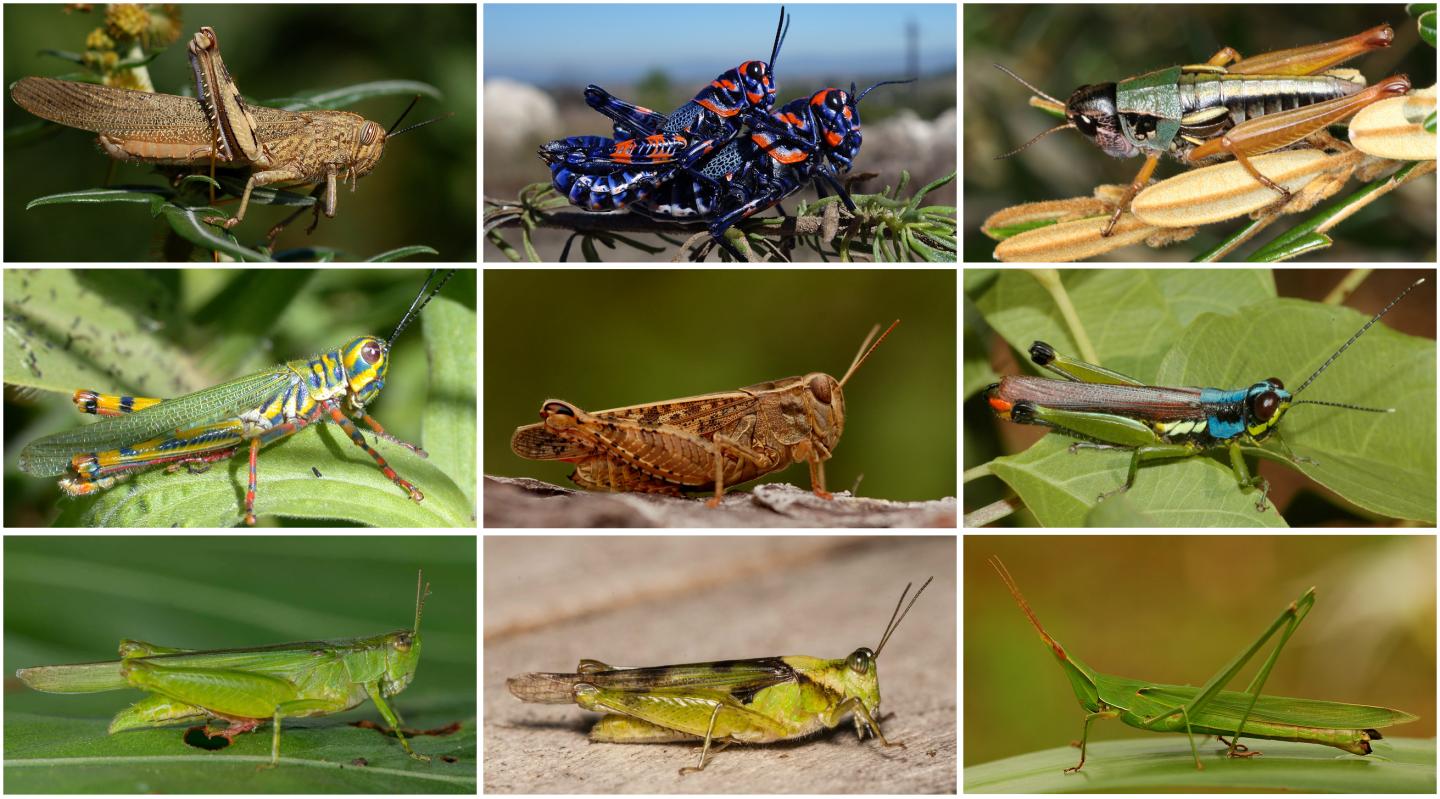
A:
3 268 478 527
483 269 956 503
964 535 1437 768
963 4 1437 261
3 4 476 261
4 535 477 792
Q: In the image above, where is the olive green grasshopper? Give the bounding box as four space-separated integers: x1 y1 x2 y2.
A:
510 320 898 505
16 571 433 765
507 576 931 774
989 557 1417 771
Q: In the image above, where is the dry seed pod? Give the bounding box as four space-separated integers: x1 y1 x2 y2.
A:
992 213 1159 262
1131 151 1353 228
1350 86 1437 161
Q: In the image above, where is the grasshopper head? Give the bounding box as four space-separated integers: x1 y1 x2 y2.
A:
1064 83 1138 158
1241 378 1292 440
341 335 390 407
349 119 388 180
382 571 430 697
839 577 932 722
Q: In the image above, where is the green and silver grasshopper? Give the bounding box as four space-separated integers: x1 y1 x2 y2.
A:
507 578 931 774
985 278 1423 510
997 23 1411 236
16 572 432 765
17 269 454 525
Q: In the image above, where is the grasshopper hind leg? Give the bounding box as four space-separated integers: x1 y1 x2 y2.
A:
590 714 698 743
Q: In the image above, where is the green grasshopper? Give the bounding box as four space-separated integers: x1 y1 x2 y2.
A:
16 572 432 765
989 557 1417 771
507 577 932 774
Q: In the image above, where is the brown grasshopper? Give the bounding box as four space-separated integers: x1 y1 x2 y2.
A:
10 26 426 235
510 321 898 505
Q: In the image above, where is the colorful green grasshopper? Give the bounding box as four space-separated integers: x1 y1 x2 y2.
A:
990 557 1417 771
507 578 931 774
985 278 1422 510
17 269 454 525
16 572 432 765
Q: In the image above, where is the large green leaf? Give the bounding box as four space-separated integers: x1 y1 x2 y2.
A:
1156 298 1436 523
965 737 1435 793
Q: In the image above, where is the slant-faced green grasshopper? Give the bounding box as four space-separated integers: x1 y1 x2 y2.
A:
997 23 1411 237
17 269 454 526
507 577 931 774
985 278 1423 511
989 557 1417 771
16 572 433 765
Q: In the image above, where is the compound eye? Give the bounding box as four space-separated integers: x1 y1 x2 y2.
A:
827 91 847 111
1266 377 1284 390
746 61 766 80
1251 391 1280 422
847 648 872 674
394 633 412 653
361 121 380 145
361 339 383 364
1073 114 1098 137
543 402 575 417
809 375 832 404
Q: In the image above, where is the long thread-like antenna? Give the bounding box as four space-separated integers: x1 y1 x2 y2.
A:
874 576 932 659
840 320 900 387
414 569 431 634
390 269 456 345
1292 277 1424 411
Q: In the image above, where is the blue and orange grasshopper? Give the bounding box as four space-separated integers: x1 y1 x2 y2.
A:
985 278 1424 511
17 269 454 526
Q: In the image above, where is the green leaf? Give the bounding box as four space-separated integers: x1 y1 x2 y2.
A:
1156 298 1437 523
421 297 477 512
990 437 1287 528
269 81 444 112
367 246 440 263
50 427 471 528
161 206 271 262
965 738 1436 793
25 187 172 210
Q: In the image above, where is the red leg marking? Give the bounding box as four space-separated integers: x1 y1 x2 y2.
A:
327 407 424 502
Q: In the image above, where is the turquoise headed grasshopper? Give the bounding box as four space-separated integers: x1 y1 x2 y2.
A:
985 278 1423 511
17 269 454 525
990 557 1417 771
16 572 433 765
507 577 931 774
997 23 1411 237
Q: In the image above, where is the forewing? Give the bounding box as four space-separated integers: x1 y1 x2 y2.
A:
11 77 214 142
17 369 293 477
1141 685 1419 729
584 657 797 697
510 422 588 461
590 390 764 437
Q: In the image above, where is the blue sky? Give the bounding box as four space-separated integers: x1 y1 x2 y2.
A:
484 4 957 87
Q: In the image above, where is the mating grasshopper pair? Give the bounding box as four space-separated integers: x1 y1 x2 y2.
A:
509 577 931 773
17 572 434 765
996 22 1414 241
10 26 439 240
17 269 455 526
986 278 1423 512
990 558 1417 771
511 320 898 504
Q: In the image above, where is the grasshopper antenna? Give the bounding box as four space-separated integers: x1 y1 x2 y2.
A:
386 94 453 138
414 569 431 634
840 320 900 387
1292 278 1424 409
874 576 932 659
992 64 1074 159
769 6 790 74
389 269 456 345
